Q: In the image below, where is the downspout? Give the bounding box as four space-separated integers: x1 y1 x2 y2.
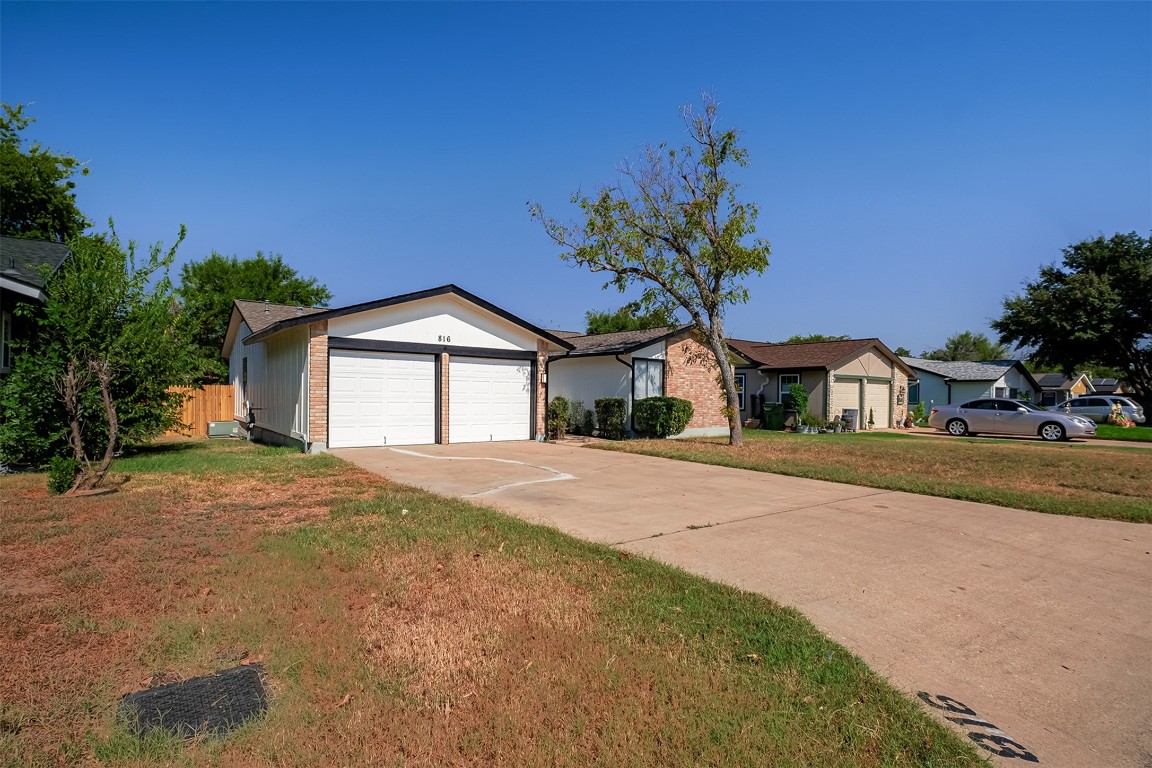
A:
543 350 573 441
616 354 635 433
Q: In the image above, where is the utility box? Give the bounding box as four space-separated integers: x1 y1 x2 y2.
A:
841 409 859 432
207 421 239 438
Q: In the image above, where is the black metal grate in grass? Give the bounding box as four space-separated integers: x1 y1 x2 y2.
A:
120 663 267 739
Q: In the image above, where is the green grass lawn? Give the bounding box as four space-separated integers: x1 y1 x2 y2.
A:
1093 423 1152 442
0 439 986 767
595 430 1152 523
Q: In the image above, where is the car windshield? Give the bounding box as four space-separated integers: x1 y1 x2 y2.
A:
1013 401 1049 412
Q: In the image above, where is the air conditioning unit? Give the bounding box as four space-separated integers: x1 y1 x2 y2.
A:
207 421 240 438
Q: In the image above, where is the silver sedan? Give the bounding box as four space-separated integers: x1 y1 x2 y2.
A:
928 398 1096 441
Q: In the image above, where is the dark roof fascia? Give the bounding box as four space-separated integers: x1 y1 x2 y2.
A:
243 284 575 349
554 325 695 360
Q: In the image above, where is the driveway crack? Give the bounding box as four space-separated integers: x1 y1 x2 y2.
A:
612 489 894 545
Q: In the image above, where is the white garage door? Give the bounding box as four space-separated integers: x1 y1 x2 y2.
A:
832 378 861 419
329 350 436 447
864 380 891 429
449 357 532 443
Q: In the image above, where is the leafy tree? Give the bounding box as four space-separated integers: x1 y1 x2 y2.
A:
531 95 770 447
585 301 677 335
0 103 90 242
993 232 1151 407
177 251 332 379
781 333 849 344
922 331 1010 361
0 225 197 489
894 346 912 357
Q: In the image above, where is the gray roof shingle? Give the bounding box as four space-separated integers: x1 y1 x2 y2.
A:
902 357 1019 381
234 299 326 336
0 236 71 290
553 326 689 357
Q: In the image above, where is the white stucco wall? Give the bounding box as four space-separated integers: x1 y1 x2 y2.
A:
548 356 632 419
328 295 539 352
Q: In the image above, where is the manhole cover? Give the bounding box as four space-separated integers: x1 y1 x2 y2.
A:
120 663 267 738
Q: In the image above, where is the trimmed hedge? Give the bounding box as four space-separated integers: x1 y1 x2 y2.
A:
633 396 694 438
595 398 627 440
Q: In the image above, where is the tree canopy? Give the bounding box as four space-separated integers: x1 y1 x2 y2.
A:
781 334 849 344
0 103 90 242
531 95 770 446
992 232 1151 405
0 225 197 488
585 302 677 335
921 331 1010 362
177 251 332 379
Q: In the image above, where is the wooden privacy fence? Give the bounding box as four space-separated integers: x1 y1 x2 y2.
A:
164 385 235 437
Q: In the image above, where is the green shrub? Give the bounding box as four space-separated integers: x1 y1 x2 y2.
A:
788 383 809 423
546 397 570 440
48 455 81 494
595 398 627 440
567 400 595 436
633 397 694 438
913 401 927 425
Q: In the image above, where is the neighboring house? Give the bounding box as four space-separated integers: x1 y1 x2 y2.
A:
546 326 729 438
1089 377 1126 396
1034 372 1094 406
221 285 574 452
0 236 71 376
728 338 914 429
902 358 1041 407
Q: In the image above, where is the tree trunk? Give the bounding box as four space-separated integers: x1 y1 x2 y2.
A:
60 360 87 464
74 360 118 491
704 325 744 447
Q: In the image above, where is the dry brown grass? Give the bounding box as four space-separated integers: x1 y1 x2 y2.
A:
600 432 1152 521
0 440 983 767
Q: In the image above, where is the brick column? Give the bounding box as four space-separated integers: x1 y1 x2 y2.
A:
536 340 549 439
440 353 450 444
308 321 329 449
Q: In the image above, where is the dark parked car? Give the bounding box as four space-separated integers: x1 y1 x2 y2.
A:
928 398 1096 441
1056 395 1145 424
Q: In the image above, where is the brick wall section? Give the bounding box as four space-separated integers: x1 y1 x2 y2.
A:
440 353 450 444
307 321 329 445
536 340 548 438
892 367 910 427
664 335 728 430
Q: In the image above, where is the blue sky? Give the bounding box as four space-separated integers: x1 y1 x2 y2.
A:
3 1 1149 354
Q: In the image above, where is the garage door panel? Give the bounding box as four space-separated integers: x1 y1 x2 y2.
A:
329 350 436 447
449 357 532 443
864 381 891 429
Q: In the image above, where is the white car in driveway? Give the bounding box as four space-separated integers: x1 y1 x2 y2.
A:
1057 395 1146 424
928 398 1096 441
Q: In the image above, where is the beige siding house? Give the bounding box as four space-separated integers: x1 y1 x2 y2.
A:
728 338 915 430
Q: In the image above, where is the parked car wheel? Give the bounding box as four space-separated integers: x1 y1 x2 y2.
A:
1039 422 1066 442
946 419 969 437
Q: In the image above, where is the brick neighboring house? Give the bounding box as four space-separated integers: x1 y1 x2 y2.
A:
0 236 71 377
728 338 915 430
546 326 729 438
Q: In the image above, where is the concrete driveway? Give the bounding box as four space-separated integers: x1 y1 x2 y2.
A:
332 441 1152 768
